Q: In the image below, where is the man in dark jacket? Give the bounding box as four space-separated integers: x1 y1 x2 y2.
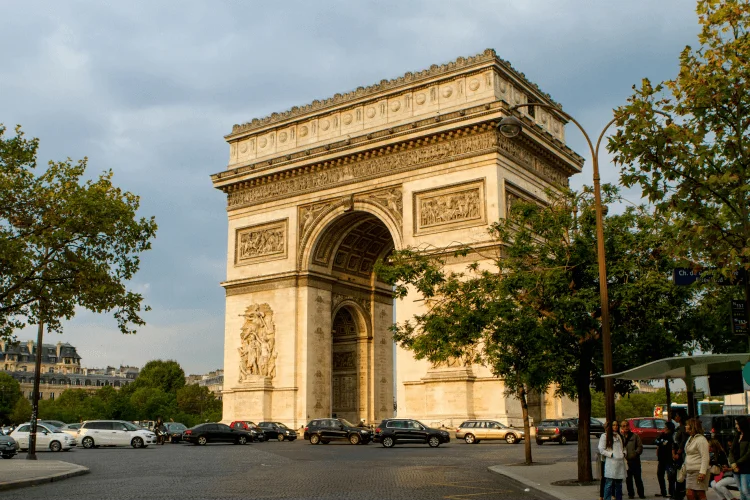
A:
654 421 675 498
621 420 645 499
671 409 689 500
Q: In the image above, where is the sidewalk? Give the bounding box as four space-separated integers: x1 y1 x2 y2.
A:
488 460 727 500
0 459 89 491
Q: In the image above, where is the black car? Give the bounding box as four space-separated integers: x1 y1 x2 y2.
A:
572 417 605 438
304 418 371 445
164 422 187 443
535 419 578 445
229 420 267 442
698 414 746 449
257 422 298 441
182 423 252 445
373 418 451 448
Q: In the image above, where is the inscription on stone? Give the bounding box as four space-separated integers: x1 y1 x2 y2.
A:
235 219 287 265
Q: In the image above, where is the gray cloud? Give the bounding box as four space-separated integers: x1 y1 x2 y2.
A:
1 0 700 374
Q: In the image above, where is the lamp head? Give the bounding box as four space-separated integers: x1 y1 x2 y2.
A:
497 116 524 138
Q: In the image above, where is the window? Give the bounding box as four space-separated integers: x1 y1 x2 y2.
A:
87 422 113 430
48 368 54 373
637 419 655 429
17 425 30 433
50 393 55 400
655 419 667 429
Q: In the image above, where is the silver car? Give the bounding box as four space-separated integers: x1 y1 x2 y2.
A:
455 419 525 444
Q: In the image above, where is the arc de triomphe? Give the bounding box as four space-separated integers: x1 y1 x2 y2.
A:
211 49 582 428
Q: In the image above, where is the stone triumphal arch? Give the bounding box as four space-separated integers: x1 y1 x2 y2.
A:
211 49 583 427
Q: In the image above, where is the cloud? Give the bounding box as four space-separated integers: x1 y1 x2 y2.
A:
0 0 701 374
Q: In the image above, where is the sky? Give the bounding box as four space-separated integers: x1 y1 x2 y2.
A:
0 1 702 376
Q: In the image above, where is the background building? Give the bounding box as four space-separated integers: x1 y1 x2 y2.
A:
0 339 139 400
185 369 224 400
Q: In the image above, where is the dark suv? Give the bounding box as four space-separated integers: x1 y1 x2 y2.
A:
304 418 371 445
698 414 745 449
373 418 451 448
535 419 578 445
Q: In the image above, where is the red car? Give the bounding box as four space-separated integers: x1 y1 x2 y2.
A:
625 417 668 445
228 420 265 442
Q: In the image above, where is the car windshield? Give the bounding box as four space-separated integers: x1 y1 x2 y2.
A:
246 421 258 427
339 418 355 428
275 423 288 429
168 423 186 431
120 422 139 431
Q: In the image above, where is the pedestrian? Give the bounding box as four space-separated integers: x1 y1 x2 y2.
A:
655 421 675 498
684 417 710 500
599 420 627 500
729 415 750 500
672 408 690 500
599 421 612 499
621 420 645 499
708 439 736 500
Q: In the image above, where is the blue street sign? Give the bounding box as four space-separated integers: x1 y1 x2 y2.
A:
673 268 746 286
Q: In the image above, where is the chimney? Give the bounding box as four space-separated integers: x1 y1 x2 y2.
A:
27 340 34 355
56 342 62 358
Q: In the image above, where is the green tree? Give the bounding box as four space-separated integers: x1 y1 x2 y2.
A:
130 360 186 394
377 187 698 481
609 0 750 311
0 373 22 423
176 384 221 419
0 124 158 340
128 387 177 420
10 396 32 424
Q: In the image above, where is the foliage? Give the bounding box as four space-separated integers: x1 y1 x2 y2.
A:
177 384 221 418
0 124 158 340
609 0 750 280
129 360 186 394
0 372 22 424
376 186 701 480
591 389 688 420
10 396 32 424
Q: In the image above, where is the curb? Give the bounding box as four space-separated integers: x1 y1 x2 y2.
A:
488 465 564 499
0 464 90 491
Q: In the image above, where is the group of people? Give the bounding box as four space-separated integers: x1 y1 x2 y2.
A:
598 411 750 500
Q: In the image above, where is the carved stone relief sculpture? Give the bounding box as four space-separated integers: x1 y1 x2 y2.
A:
235 219 287 266
238 303 278 381
414 180 486 235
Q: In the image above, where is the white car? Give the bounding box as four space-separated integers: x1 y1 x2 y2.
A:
59 423 82 439
77 420 157 449
11 423 74 452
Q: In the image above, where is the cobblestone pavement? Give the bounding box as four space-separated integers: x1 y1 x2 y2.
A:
0 437 619 499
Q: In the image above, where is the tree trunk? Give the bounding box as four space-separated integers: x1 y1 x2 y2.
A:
577 343 594 482
518 385 533 465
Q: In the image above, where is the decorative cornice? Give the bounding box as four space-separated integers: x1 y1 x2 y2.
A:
227 49 560 138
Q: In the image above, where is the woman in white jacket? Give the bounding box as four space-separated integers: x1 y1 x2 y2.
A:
599 420 627 500
684 418 710 500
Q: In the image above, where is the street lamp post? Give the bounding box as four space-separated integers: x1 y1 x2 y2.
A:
498 106 620 425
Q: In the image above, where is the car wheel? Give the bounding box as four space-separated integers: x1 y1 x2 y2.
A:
560 436 567 445
505 434 517 444
464 433 475 444
277 433 285 442
237 436 248 445
536 439 543 446
131 437 144 449
49 441 62 452
382 436 395 448
82 437 95 449
1 454 14 459
428 436 441 448
310 434 320 445
197 435 208 446
349 434 360 445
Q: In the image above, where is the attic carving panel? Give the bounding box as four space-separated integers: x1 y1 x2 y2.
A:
414 180 486 235
235 219 287 266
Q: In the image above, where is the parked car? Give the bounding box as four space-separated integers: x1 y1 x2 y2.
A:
78 420 157 449
304 418 372 445
535 419 578 445
40 420 66 430
11 422 74 452
182 423 251 445
571 417 605 438
0 430 18 458
58 423 81 439
258 422 298 441
455 420 524 444
373 418 451 448
163 422 187 443
228 420 266 442
626 417 668 446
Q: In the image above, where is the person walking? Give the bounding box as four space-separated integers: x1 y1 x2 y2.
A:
709 438 736 500
672 408 690 500
655 421 675 498
600 421 613 499
729 416 750 500
621 420 645 499
684 418 710 500
599 420 627 500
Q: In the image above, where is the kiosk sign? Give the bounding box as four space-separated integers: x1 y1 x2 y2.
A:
673 268 746 286
731 300 748 336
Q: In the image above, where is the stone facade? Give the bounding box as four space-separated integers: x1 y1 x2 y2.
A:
185 369 224 400
212 49 584 428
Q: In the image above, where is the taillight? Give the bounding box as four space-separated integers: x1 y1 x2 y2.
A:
712 428 716 434
555 427 560 434
304 426 308 431
456 428 460 433
185 430 192 435
535 427 539 434
375 428 381 433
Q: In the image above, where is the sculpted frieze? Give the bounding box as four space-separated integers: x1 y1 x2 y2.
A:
238 303 278 381
414 180 486 235
228 132 497 208
333 351 356 370
235 219 287 266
